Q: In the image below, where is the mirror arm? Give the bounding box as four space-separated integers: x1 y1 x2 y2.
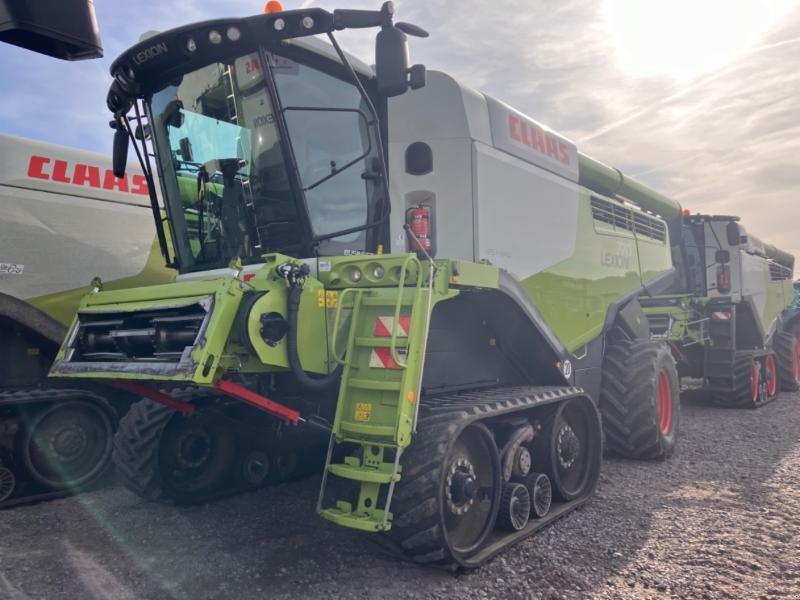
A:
122 107 175 269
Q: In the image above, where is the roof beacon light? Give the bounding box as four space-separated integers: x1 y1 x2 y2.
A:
264 1 284 13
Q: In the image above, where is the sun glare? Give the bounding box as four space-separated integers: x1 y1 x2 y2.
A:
602 0 797 80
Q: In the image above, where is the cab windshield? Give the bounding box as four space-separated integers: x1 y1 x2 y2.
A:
149 49 380 272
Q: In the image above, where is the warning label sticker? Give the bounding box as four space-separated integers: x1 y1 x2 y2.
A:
0 263 24 275
354 402 372 422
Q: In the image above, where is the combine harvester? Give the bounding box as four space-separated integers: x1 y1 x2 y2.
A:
641 213 797 412
48 1 794 566
0 133 173 506
0 0 175 507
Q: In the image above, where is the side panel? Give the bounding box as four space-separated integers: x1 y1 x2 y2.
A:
473 142 579 278
0 184 171 324
473 142 663 352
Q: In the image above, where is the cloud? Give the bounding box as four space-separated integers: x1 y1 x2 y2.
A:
1 0 798 259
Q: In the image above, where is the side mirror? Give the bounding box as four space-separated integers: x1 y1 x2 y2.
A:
0 0 102 60
726 221 741 246
112 124 129 178
715 249 731 264
375 24 411 97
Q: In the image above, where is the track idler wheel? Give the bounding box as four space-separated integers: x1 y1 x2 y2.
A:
497 482 530 531
442 423 502 558
532 397 602 502
525 472 552 518
20 400 115 490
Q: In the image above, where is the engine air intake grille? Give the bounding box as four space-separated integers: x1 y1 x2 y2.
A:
591 197 666 242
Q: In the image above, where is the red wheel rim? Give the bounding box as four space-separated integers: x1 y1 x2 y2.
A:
656 369 672 435
750 361 760 403
793 336 800 383
765 355 777 397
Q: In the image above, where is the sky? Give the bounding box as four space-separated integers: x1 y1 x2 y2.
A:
1 0 799 258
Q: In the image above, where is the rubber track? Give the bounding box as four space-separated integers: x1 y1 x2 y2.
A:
113 398 175 502
388 385 596 569
773 332 799 392
0 388 115 509
600 339 678 459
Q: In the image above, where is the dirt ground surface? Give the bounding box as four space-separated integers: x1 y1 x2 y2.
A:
1 390 799 600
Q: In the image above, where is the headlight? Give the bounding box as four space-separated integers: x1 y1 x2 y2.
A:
208 30 223 45
349 267 363 283
371 265 385 279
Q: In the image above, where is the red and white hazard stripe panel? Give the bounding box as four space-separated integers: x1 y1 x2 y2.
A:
370 316 411 369
711 311 732 321
373 315 411 338
369 347 407 369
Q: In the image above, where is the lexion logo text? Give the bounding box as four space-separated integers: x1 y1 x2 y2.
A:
133 42 168 65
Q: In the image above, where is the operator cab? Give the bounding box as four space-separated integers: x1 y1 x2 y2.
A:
107 4 427 275
150 45 383 271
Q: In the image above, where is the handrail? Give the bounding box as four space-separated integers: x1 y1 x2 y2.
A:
389 254 423 368
330 287 364 366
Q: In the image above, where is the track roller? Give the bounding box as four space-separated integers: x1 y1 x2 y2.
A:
497 482 530 531
525 472 552 518
0 465 15 503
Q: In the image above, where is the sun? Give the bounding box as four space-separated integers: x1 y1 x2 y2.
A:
602 0 796 80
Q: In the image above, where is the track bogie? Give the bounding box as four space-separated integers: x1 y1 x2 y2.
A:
388 386 602 568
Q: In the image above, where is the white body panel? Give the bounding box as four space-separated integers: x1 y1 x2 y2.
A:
388 71 580 276
0 133 157 300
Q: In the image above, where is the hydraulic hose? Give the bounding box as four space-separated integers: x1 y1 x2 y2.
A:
286 282 342 392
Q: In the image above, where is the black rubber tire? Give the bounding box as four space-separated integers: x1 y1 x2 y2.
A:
600 338 680 460
715 352 766 408
774 331 800 392
113 399 174 502
113 399 236 503
389 418 502 566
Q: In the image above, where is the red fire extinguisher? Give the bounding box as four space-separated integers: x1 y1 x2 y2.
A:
406 205 433 256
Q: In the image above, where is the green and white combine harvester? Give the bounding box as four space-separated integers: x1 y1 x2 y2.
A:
0 0 175 506
41 2 795 566
0 133 174 506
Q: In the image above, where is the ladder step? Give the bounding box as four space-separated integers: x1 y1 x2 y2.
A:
319 505 389 532
348 378 402 391
355 337 408 348
328 462 399 484
340 421 396 438
360 297 413 307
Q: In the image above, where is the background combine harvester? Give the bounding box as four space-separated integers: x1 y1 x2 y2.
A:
0 0 178 506
641 212 797 411
45 0 795 568
0 133 173 506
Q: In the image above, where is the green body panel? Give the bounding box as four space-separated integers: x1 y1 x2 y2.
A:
28 236 175 327
51 277 246 384
522 190 672 352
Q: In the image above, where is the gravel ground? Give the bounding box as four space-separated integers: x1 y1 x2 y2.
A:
1 390 799 600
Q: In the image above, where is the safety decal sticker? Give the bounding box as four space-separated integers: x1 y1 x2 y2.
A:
354 402 372 422
0 263 24 275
